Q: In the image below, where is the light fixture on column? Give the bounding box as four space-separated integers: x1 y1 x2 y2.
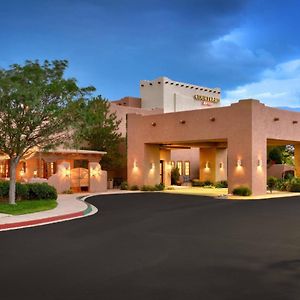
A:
133 160 138 169
257 159 262 167
205 161 210 169
219 162 224 169
20 169 25 177
150 162 155 170
33 170 37 177
236 159 242 167
65 167 70 177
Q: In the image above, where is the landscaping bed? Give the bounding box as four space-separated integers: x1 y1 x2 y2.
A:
0 200 57 215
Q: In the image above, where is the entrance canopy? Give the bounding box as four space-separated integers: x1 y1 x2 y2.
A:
127 99 300 195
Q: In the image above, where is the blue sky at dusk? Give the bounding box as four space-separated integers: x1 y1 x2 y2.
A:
1 0 300 107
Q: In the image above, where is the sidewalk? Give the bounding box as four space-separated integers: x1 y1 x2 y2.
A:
0 193 96 232
0 189 141 232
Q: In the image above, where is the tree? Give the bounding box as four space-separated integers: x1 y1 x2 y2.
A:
268 147 282 164
0 60 93 204
71 96 123 170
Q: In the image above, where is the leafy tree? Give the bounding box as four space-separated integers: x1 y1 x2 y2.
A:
0 60 93 204
71 96 123 170
268 147 282 164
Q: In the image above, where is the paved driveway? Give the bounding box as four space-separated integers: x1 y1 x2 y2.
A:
1 193 300 300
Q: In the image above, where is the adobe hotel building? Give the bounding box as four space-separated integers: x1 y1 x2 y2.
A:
123 77 300 196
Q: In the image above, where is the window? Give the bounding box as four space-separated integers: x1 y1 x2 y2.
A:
184 161 190 176
171 161 175 169
177 161 183 176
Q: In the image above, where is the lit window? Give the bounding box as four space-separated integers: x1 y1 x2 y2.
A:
171 161 175 169
177 161 183 176
184 161 190 176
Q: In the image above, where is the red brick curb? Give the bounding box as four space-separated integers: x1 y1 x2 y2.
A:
0 210 84 231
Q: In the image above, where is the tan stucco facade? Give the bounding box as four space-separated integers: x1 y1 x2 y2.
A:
127 99 300 195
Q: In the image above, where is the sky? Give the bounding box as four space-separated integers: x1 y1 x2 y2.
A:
1 0 300 107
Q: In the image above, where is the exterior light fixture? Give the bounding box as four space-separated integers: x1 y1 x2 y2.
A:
133 161 138 168
205 161 210 169
179 120 186 124
65 167 71 178
20 169 25 177
210 117 215 122
274 117 279 121
90 167 100 177
150 162 155 170
219 162 224 169
236 159 242 167
151 122 156 127
33 170 37 177
257 159 262 167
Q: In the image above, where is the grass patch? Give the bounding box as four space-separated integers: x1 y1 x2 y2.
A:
0 200 57 215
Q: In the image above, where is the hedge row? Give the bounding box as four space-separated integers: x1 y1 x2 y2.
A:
191 179 228 188
0 181 57 201
120 182 165 191
268 176 300 192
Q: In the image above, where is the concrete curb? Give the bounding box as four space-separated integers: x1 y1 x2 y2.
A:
0 196 98 232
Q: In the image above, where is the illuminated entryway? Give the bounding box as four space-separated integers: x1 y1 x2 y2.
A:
127 99 300 196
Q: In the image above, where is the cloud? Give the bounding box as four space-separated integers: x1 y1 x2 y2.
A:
222 59 300 107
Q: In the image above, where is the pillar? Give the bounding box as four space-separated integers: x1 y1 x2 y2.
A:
294 144 300 177
89 162 107 193
199 147 216 183
227 136 266 195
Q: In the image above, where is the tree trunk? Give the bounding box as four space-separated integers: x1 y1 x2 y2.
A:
9 158 19 205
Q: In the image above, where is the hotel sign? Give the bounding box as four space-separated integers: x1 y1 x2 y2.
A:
193 95 220 105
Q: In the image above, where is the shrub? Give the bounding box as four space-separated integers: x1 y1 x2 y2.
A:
191 179 205 187
215 180 228 188
204 180 213 186
141 185 156 191
171 167 180 185
130 185 139 191
267 177 277 193
27 183 57 200
0 181 9 200
154 183 165 191
16 182 29 200
287 177 300 192
275 178 289 191
120 181 128 190
232 186 252 196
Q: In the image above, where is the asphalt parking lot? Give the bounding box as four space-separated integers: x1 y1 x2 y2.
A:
1 193 300 300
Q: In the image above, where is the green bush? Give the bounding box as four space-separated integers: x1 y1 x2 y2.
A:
130 185 139 191
120 181 128 190
0 181 9 199
215 181 228 188
275 178 289 191
287 177 300 192
16 182 29 200
232 186 252 196
267 177 277 193
204 180 213 186
141 185 156 191
191 179 205 187
171 167 180 185
27 183 57 200
154 183 165 191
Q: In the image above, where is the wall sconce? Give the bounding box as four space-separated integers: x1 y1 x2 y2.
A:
133 160 138 169
90 167 100 177
151 122 156 127
20 169 25 177
219 162 224 169
205 161 210 169
257 159 262 167
150 162 155 170
179 120 186 124
236 159 242 167
65 167 71 177
33 170 37 178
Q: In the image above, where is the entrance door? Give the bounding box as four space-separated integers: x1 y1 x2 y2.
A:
71 160 89 192
160 160 164 184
